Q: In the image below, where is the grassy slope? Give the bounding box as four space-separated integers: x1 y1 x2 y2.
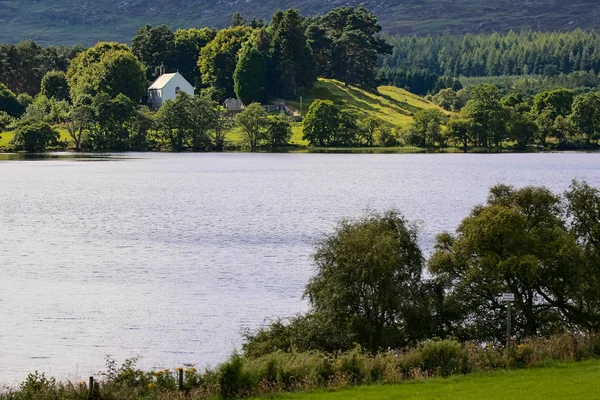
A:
228 79 446 147
257 360 600 400
1 0 599 45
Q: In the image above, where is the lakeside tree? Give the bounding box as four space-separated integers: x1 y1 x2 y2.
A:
464 84 507 148
235 103 268 149
447 117 471 152
265 114 292 146
234 44 267 104
154 91 217 151
10 120 59 152
302 99 340 147
412 108 445 147
571 92 600 145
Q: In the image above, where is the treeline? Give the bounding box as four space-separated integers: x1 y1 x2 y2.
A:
0 6 391 152
384 29 600 78
245 182 600 355
132 6 390 102
299 84 600 150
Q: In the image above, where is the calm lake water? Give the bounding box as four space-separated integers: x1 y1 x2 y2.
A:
1 152 600 383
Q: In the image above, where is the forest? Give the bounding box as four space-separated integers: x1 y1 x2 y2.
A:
1 8 600 152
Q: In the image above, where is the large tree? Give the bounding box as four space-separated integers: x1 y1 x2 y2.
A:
270 9 316 96
132 24 175 80
464 84 508 148
316 6 392 87
173 28 217 86
429 184 588 341
234 44 267 104
67 43 146 103
571 92 600 145
198 26 252 99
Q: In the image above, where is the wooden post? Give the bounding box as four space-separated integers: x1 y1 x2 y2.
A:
178 368 184 391
507 302 512 348
88 376 94 400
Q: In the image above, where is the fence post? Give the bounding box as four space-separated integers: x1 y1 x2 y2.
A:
179 368 184 391
88 376 94 400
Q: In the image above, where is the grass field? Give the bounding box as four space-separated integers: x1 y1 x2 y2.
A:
255 360 600 400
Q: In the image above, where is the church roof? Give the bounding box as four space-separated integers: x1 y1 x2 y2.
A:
149 73 182 90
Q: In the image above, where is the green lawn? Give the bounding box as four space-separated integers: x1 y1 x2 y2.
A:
255 360 600 400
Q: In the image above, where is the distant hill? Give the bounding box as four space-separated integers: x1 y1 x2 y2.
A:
0 0 599 45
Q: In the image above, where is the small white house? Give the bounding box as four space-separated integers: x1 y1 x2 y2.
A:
224 98 244 112
148 71 194 109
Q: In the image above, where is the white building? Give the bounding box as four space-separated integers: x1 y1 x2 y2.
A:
148 71 194 109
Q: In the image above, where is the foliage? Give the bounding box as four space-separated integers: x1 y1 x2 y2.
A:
571 92 600 145
10 119 59 152
234 44 267 104
132 24 175 80
155 91 218 151
384 30 600 78
40 70 70 100
266 115 292 146
310 6 392 88
411 108 446 147
198 26 253 99
303 210 428 353
67 42 146 103
0 82 24 117
270 9 316 96
235 103 268 149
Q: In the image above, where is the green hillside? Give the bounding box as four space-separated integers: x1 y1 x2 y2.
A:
0 0 598 45
228 79 446 147
256 360 600 400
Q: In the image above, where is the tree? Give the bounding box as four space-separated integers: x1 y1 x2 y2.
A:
132 24 175 80
87 93 137 150
230 11 247 27
507 112 538 150
266 114 292 146
234 44 267 104
68 43 146 103
412 108 445 147
0 110 13 132
531 89 574 120
10 120 59 152
571 92 600 145
173 28 217 85
447 117 472 152
304 210 427 352
40 70 69 100
302 99 340 146
428 184 584 341
464 84 507 148
67 42 130 100
154 91 218 151
235 103 268 149
432 88 460 111
198 26 252 99
270 9 316 95
65 99 94 151
0 82 24 117
320 6 392 87
359 116 382 146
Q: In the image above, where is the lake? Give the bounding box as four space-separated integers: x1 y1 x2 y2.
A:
1 152 599 384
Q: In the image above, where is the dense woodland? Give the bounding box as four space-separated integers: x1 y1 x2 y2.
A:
2 8 600 152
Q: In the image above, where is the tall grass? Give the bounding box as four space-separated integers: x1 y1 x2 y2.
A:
3 334 600 400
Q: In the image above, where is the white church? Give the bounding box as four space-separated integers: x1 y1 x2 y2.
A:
147 64 194 109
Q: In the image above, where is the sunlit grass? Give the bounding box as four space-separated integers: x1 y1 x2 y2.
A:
254 360 600 400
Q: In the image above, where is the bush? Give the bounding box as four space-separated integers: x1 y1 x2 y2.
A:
10 120 59 152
